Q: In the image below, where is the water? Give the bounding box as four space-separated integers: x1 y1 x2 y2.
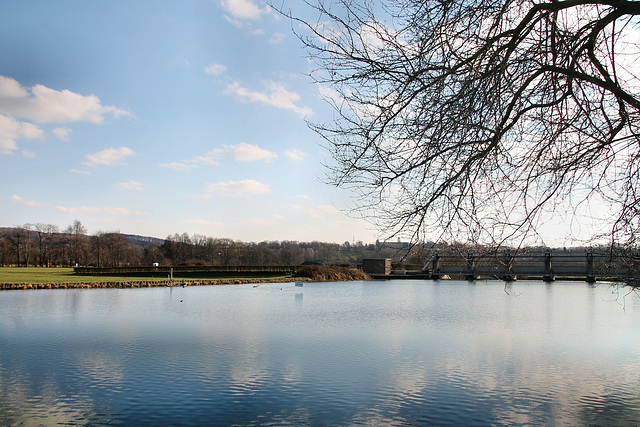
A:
0 280 639 426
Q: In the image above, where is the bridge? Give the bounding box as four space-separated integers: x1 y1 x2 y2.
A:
365 250 639 284
421 250 639 283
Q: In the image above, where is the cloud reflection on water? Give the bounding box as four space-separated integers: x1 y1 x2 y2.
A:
0 281 638 425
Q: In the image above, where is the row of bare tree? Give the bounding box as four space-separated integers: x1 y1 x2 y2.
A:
0 221 435 268
0 221 136 268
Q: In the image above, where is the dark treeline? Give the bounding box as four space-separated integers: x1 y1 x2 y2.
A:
3 220 618 270
0 220 439 268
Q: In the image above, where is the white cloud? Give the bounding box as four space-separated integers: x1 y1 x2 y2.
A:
83 146 135 167
269 33 286 44
221 0 266 21
70 169 91 175
160 143 276 169
230 142 277 161
22 150 36 158
55 205 148 216
285 148 308 161
11 195 49 208
224 80 313 117
204 63 227 76
220 0 275 32
0 75 130 124
205 179 271 195
292 203 341 218
11 194 149 217
116 180 144 191
0 75 28 97
0 114 44 154
193 149 223 166
318 85 342 105
158 161 197 171
0 138 17 154
55 205 101 214
53 127 72 141
103 207 149 217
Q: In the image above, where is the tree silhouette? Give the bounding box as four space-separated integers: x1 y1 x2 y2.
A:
283 0 640 247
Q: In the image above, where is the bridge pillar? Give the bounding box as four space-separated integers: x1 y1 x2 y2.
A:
586 250 596 282
543 251 555 282
465 250 476 281
430 253 441 280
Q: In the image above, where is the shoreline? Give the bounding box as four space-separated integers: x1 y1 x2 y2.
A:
0 277 306 291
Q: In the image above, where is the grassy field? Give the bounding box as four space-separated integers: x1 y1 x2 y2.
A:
0 267 290 285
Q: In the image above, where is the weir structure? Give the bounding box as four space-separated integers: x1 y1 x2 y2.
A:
417 249 638 283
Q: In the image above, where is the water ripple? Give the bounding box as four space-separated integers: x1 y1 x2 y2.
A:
0 281 639 425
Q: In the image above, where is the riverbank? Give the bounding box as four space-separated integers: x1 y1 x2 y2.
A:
0 277 303 291
0 265 372 291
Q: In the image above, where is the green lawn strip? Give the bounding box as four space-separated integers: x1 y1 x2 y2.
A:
0 267 290 285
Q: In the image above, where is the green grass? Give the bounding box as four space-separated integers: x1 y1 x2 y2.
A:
0 267 291 284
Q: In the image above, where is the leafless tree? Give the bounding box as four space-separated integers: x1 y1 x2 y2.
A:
34 223 59 267
65 220 88 266
5 227 27 266
281 0 640 247
105 232 127 267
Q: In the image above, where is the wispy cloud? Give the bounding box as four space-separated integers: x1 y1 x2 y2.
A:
224 80 313 117
159 142 276 170
116 180 144 191
0 75 130 124
204 63 226 76
269 33 286 44
55 205 101 214
285 148 308 161
229 142 277 161
0 114 44 154
158 161 196 171
11 195 48 208
55 205 148 216
83 146 135 167
205 179 271 195
53 127 72 141
219 0 275 32
70 169 90 175
103 207 149 216
12 194 148 217
186 219 224 227
291 204 341 218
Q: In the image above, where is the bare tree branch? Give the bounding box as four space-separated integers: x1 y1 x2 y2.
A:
279 0 640 247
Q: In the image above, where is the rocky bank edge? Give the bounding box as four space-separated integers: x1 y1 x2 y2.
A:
0 265 372 291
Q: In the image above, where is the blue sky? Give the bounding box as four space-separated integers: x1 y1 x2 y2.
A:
0 0 379 243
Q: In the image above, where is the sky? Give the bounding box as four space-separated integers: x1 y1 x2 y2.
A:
0 0 380 244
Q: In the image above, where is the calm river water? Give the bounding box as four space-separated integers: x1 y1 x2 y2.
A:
0 280 639 426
